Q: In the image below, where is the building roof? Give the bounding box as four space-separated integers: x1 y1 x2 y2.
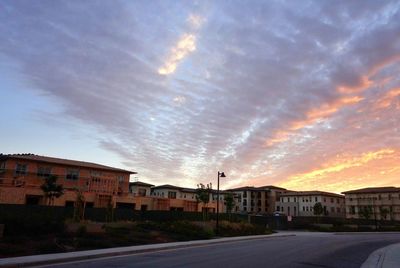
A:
152 184 182 190
129 181 154 187
258 185 287 191
1 153 136 174
342 187 400 194
228 185 286 192
181 188 197 193
280 191 344 198
227 186 260 192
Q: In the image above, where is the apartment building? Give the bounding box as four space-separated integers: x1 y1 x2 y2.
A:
228 186 287 214
277 191 345 218
0 154 136 208
342 187 400 221
151 184 226 212
129 181 153 197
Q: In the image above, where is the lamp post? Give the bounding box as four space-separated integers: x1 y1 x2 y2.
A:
216 171 226 236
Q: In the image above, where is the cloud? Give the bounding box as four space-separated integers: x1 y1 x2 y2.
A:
1 1 400 191
158 33 197 75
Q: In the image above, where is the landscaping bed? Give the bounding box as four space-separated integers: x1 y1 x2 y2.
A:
0 220 271 258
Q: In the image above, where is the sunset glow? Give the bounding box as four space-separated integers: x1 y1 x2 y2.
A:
1 1 399 192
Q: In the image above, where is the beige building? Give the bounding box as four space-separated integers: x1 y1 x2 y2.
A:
129 181 154 197
342 187 400 221
277 191 345 218
228 186 287 214
151 184 226 212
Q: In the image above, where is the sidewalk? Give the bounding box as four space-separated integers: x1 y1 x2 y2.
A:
361 243 400 268
0 233 294 267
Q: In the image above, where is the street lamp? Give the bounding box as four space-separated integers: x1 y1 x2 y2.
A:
216 171 226 236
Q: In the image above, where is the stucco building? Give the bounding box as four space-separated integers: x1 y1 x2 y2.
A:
277 191 345 218
0 154 136 208
228 185 287 214
342 187 400 221
151 184 226 212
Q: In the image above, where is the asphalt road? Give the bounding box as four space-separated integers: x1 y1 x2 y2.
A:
42 232 400 268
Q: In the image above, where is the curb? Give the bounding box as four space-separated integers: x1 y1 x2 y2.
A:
361 243 400 268
0 234 294 267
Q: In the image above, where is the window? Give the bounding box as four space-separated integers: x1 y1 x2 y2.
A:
323 198 326 202
117 175 125 183
243 192 247 198
168 191 177 199
337 207 340 213
138 188 146 196
331 207 335 212
0 161 5 171
15 163 27 175
378 194 381 200
389 194 392 200
315 197 318 202
330 198 334 203
306 206 309 211
37 166 52 178
349 197 353 201
350 206 355 215
276 206 280 211
66 169 79 180
90 170 102 177
294 197 297 202
303 206 305 211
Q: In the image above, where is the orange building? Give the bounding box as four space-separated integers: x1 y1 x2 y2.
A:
0 154 136 208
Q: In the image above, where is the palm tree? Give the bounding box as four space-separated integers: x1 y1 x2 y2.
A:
41 175 64 206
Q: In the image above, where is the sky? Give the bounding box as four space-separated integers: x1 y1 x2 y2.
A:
0 1 399 193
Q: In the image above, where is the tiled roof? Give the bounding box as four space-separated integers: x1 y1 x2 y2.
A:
280 191 344 198
1 153 136 174
342 187 400 194
129 181 154 187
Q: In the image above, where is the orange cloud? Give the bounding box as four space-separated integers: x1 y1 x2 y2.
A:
279 148 399 193
337 76 372 94
374 87 400 109
265 96 363 147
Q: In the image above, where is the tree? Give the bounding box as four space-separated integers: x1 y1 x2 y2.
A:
196 183 212 221
224 193 235 221
40 175 64 206
380 207 389 221
73 189 85 222
313 202 323 223
359 206 373 220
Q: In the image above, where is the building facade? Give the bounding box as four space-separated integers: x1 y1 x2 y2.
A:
228 186 287 214
151 184 226 212
277 191 345 218
0 154 135 208
342 187 400 221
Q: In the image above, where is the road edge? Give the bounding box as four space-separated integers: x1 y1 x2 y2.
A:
361 242 400 268
0 233 294 268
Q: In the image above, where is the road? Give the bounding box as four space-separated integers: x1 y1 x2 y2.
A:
41 232 400 268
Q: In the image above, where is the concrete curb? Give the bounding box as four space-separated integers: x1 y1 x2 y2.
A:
0 233 294 267
361 243 400 268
